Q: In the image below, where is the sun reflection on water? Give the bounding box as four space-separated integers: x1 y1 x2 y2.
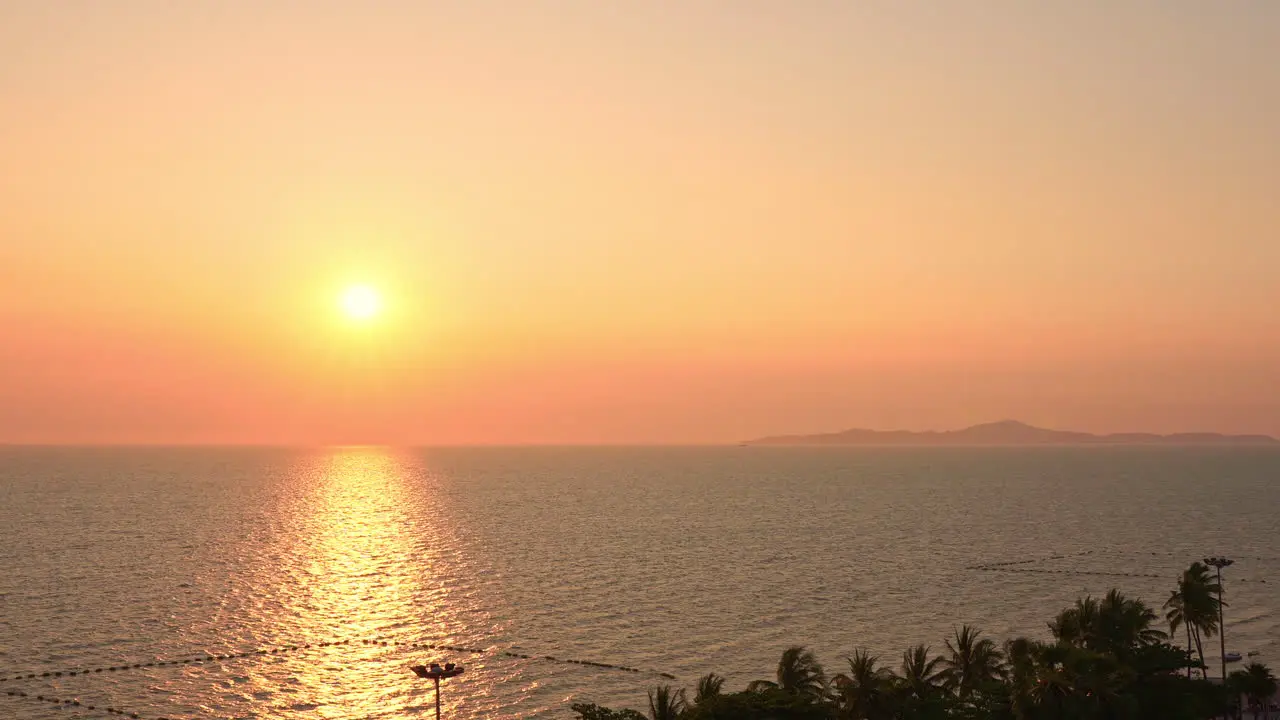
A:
298 449 439 637
223 448 485 719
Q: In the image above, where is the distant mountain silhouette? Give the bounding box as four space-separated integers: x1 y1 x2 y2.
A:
745 420 1279 446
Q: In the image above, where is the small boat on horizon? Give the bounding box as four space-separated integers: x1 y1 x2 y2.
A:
1224 652 1243 663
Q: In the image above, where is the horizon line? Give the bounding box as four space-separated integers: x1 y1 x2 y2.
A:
0 441 737 449
3 442 1278 450
4 420 1277 449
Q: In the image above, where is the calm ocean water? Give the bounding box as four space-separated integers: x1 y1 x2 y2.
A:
1 446 1277 719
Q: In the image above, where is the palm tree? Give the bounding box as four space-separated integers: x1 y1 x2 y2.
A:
748 646 827 699
1052 591 1164 659
1008 640 1137 719
831 649 893 720
1064 649 1136 718
1098 589 1167 656
899 644 944 701
1004 637 1048 720
1164 588 1196 678
1176 562 1223 673
1231 663 1278 720
940 625 1005 699
646 684 686 720
1049 596 1100 648
693 673 724 705
1026 642 1079 716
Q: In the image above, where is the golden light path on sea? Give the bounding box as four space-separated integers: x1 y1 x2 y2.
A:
248 448 478 718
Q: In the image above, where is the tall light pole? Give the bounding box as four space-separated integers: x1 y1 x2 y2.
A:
1203 556 1233 682
411 662 465 720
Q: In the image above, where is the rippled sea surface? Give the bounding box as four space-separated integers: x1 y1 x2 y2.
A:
2 446 1278 719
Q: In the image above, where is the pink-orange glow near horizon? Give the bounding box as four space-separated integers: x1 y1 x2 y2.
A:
2 2 1278 445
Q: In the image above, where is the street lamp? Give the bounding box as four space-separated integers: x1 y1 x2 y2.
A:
410 662 465 720
1203 556 1233 682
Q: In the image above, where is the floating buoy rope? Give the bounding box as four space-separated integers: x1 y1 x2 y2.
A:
962 549 1271 583
0 632 675 691
4 688 150 719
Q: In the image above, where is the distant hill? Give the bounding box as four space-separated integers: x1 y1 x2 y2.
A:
744 420 1279 446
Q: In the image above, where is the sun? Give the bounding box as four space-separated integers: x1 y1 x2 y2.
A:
340 284 382 320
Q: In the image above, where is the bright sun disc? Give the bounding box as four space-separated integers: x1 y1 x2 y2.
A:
340 285 381 320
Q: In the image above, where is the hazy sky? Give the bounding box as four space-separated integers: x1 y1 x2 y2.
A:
2 1 1278 444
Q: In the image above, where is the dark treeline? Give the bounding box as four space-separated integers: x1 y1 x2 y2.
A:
572 562 1277 719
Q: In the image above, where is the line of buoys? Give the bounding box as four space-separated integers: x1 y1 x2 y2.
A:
397 641 486 654
961 549 1273 586
3 688 154 718
488 648 667 677
2 633 675 693
322 637 673 678
968 550 1280 572
1061 549 1280 567
1096 550 1280 563
972 567 1167 579
312 637 665 677
963 550 1094 571
2 641 354 683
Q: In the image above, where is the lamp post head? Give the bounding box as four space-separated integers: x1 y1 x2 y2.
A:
410 664 466 680
1203 557 1234 569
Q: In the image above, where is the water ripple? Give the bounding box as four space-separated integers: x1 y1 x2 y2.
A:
2 446 1277 718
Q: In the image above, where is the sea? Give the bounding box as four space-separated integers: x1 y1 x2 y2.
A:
1 446 1277 719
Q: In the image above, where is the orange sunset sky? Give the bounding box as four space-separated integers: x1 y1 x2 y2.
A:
2 1 1278 445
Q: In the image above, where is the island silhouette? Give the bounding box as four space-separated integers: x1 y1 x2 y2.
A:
745 419 1279 446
